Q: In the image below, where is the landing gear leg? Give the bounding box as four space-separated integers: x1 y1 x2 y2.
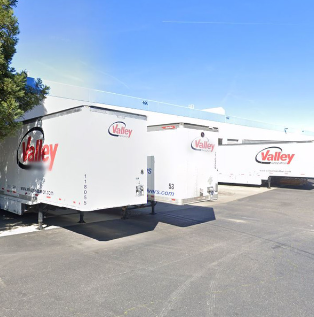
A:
38 210 44 230
78 211 85 223
151 201 157 215
121 207 129 220
268 176 272 189
37 205 49 230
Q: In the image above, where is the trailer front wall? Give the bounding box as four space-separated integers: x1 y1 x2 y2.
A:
85 108 147 210
147 124 218 204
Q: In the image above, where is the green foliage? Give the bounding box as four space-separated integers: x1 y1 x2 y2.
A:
0 0 49 139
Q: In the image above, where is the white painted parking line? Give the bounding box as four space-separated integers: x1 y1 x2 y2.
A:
219 217 247 223
0 224 59 238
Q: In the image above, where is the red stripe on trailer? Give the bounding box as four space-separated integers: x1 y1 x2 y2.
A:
162 125 176 130
172 199 176 201
47 196 51 199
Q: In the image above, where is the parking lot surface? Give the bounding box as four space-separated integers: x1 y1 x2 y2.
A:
0 184 314 317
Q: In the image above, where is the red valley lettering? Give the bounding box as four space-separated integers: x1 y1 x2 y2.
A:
194 140 214 151
112 124 132 138
260 150 295 164
22 136 58 170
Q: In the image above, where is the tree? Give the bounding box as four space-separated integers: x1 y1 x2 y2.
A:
0 0 49 140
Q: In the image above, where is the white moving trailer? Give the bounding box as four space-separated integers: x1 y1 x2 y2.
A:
217 141 314 186
147 123 218 205
0 106 147 225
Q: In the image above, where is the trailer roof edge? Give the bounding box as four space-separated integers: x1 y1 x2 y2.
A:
219 140 314 146
21 105 147 124
148 122 219 132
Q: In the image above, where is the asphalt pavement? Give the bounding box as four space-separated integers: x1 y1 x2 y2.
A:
0 183 314 317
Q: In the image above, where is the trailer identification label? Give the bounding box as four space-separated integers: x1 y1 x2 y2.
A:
191 137 215 152
255 147 295 165
17 127 59 171
108 121 132 138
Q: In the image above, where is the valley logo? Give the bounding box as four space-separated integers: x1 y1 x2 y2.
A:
108 121 133 138
17 127 59 171
191 133 215 152
255 147 295 165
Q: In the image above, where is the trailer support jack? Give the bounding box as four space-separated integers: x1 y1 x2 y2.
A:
121 201 157 219
151 201 157 215
121 207 129 220
268 176 272 189
78 211 85 223
38 205 49 230
38 210 44 230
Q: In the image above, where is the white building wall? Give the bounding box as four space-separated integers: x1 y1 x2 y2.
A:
22 95 313 143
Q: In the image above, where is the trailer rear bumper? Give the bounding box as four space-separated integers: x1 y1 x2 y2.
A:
0 196 32 215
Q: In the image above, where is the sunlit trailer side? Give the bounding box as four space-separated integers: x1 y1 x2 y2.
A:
217 141 314 187
0 106 147 227
147 123 219 205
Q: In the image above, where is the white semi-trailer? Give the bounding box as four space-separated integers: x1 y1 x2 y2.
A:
0 106 147 227
147 123 218 205
217 141 314 186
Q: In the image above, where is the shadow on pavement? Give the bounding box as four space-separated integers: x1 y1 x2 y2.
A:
64 203 216 241
220 179 314 191
270 178 314 190
0 210 38 230
0 203 216 242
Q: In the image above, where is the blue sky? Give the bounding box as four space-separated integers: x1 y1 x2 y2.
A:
12 0 314 130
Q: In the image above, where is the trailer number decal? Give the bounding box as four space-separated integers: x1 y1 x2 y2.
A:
108 121 133 138
84 174 88 205
17 127 59 171
255 147 295 165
